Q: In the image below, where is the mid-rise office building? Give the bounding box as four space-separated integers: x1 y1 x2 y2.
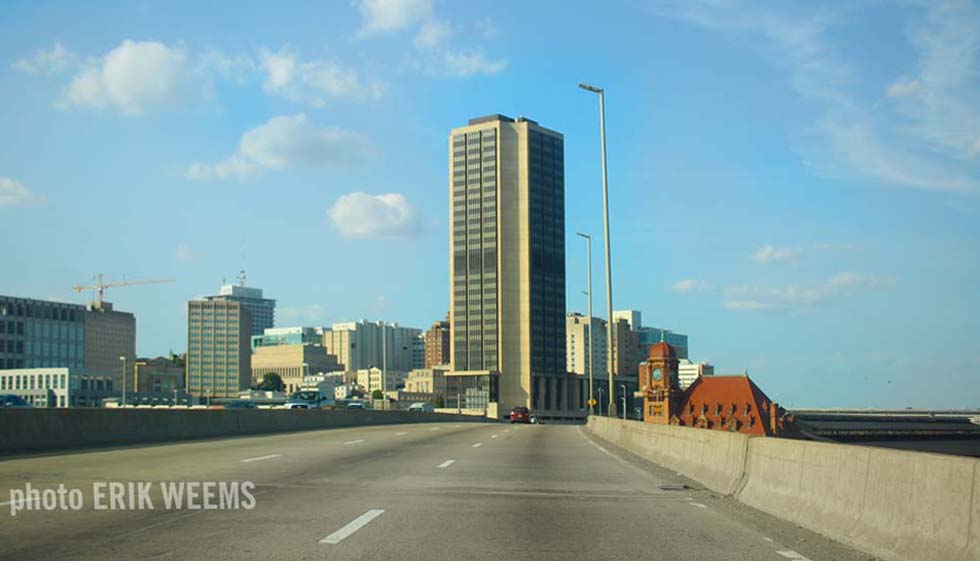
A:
84 302 136 384
678 359 714 390
449 114 574 417
423 317 450 367
251 343 343 394
0 295 86 370
613 309 689 364
211 281 276 337
186 299 251 399
566 313 606 378
252 326 324 350
321 320 421 372
412 332 425 369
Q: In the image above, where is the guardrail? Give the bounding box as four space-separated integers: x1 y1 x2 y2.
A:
0 408 489 455
586 416 980 561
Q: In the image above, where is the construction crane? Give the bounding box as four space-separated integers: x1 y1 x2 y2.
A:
73 274 175 309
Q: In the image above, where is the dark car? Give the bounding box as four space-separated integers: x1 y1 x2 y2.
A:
0 394 32 408
509 406 530 423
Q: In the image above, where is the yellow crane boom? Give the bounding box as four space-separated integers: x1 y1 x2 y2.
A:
72 274 175 308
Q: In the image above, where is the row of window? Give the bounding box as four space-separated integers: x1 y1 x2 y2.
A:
0 372 68 390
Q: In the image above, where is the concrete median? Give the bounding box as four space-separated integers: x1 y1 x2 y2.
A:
586 415 980 561
0 408 489 455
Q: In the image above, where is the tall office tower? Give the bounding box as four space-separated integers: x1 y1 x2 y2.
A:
211 279 276 337
423 317 450 367
84 302 136 382
321 320 421 372
0 296 86 370
186 299 252 399
449 115 570 417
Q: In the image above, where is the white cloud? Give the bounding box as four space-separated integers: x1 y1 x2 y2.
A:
356 0 432 34
62 40 200 114
13 42 77 74
414 20 452 48
671 279 713 293
187 113 370 181
0 178 39 207
442 50 507 77
174 244 201 263
326 192 421 239
657 1 980 193
752 244 802 264
723 272 896 312
258 47 383 107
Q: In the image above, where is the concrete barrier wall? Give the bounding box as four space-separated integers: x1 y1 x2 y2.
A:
0 409 488 455
586 416 980 561
587 416 748 495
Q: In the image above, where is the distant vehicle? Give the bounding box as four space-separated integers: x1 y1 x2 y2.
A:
408 402 434 413
0 395 32 408
223 400 257 410
346 400 366 410
285 390 332 409
510 406 530 423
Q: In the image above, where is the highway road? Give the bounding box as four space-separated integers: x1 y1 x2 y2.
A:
0 422 872 561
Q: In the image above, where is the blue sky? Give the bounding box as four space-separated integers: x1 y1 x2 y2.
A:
2 0 979 408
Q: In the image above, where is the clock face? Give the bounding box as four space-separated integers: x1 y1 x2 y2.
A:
652 368 663 382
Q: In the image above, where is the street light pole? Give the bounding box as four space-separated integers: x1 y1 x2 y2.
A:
118 356 127 407
620 384 627 421
579 82 615 417
381 322 387 410
576 232 594 416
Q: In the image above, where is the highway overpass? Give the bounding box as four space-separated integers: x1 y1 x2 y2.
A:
0 422 871 561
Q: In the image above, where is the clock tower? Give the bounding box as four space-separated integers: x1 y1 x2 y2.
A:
637 338 681 425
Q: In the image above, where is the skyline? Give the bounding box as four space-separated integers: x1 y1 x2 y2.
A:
2 0 979 409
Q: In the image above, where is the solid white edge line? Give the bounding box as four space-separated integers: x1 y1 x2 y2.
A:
437 459 456 468
319 509 386 544
241 454 282 463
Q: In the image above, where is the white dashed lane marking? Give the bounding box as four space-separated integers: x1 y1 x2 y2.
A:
319 509 386 544
437 459 456 468
344 439 365 445
776 551 812 561
241 454 282 463
472 442 483 448
491 434 499 439
689 502 708 509
394 431 408 436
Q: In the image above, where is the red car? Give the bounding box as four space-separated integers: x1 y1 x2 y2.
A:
509 406 531 423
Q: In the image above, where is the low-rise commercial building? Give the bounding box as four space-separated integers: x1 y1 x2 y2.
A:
0 367 115 407
356 367 407 394
403 367 448 396
251 344 343 394
133 356 185 394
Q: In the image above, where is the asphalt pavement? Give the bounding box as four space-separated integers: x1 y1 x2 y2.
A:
0 422 874 561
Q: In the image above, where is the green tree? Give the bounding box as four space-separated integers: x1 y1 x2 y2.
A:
371 389 384 400
258 372 285 392
433 395 445 408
